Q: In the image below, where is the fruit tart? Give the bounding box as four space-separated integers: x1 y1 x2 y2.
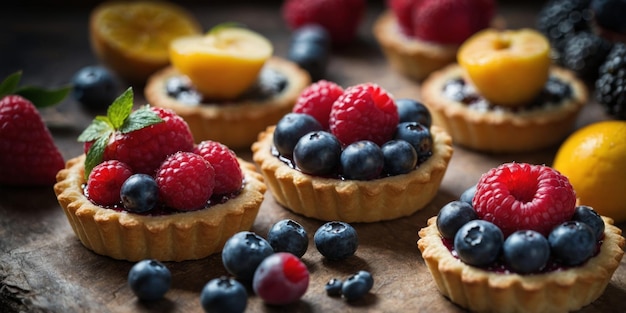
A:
54 88 266 261
252 80 453 222
145 25 311 149
418 162 625 313
373 0 498 81
421 28 588 153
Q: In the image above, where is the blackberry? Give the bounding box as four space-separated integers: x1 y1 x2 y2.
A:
591 0 626 34
536 0 593 62
595 43 626 119
561 31 613 81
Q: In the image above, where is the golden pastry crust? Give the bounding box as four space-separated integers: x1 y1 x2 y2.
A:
54 154 266 262
372 10 458 81
418 216 625 313
421 64 588 153
144 56 311 149
251 125 453 223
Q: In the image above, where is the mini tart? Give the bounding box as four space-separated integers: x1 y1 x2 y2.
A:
418 216 625 313
144 57 311 149
53 154 266 262
421 64 588 153
251 125 453 223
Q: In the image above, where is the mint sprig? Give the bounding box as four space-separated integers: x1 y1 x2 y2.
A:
0 71 71 108
78 87 163 178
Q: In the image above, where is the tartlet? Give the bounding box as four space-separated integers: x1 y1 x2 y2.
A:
145 57 311 149
54 154 266 262
251 125 453 223
418 215 625 313
421 64 588 153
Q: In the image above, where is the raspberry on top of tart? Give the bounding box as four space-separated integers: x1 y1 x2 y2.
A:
418 162 625 313
145 24 311 149
54 88 266 262
421 28 588 153
252 80 453 223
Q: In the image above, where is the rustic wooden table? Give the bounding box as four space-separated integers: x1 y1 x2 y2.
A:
1 1 625 312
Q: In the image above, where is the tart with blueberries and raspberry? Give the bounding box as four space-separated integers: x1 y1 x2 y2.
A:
373 0 499 81
144 25 310 149
421 28 588 153
418 162 625 313
54 88 266 262
252 80 453 223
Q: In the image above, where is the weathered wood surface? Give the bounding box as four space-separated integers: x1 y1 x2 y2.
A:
1 2 626 312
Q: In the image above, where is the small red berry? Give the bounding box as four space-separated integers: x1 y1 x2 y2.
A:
193 141 243 195
292 80 344 129
155 152 215 211
86 160 133 206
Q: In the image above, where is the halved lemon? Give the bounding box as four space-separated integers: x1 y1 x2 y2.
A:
90 1 202 84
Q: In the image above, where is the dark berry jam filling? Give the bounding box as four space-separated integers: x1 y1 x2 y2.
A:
166 68 288 105
443 76 573 112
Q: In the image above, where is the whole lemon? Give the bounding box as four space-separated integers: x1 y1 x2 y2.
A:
552 120 626 223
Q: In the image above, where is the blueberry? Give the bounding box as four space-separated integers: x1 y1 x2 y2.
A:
454 220 503 267
200 276 247 313
252 252 310 305
395 122 433 163
341 272 372 301
459 185 477 205
503 230 550 274
71 65 119 110
572 205 605 240
165 76 202 105
396 98 432 128
273 113 323 157
288 24 330 81
314 221 358 260
436 201 478 240
267 219 309 258
120 174 159 213
292 24 331 49
548 221 596 266
325 278 343 297
354 270 374 291
381 140 418 175
221 231 274 282
127 259 171 301
592 0 626 33
340 140 384 180
293 131 342 176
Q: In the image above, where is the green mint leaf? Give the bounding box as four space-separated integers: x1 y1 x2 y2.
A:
0 71 22 98
16 84 72 108
208 22 247 35
84 134 110 179
107 87 134 129
120 105 163 134
78 119 113 143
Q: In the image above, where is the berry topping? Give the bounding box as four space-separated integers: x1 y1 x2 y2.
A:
221 231 274 282
292 80 344 129
155 151 215 211
252 252 310 305
120 174 159 213
293 131 342 176
472 163 577 236
340 140 384 180
127 259 171 301
436 201 478 240
459 184 477 204
395 122 433 163
314 221 359 260
267 219 309 258
274 113 324 157
85 160 133 207
387 0 416 36
502 230 550 274
572 205 605 241
329 83 399 146
200 277 247 313
381 140 418 176
548 221 596 266
396 98 432 128
454 219 504 267
288 24 331 81
595 43 626 119
71 65 120 110
193 140 243 195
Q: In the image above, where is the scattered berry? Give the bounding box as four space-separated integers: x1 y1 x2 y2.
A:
459 185 477 205
314 221 358 260
292 80 344 129
454 219 503 267
273 113 324 157
340 140 384 180
353 270 374 291
71 65 119 110
591 0 626 34
394 122 433 163
120 174 159 213
472 163 577 236
572 205 605 241
329 83 399 146
288 24 331 81
502 230 550 274
200 276 247 313
536 0 593 60
267 219 309 258
561 31 613 81
193 140 243 195
252 252 310 305
341 271 372 301
436 201 478 240
595 43 626 119
381 140 418 175
548 221 596 266
325 278 343 296
155 152 215 211
86 160 133 206
293 131 342 176
128 259 171 301
396 98 432 128
221 231 274 282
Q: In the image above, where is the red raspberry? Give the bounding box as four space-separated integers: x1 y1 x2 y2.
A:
387 0 422 36
412 0 495 45
86 160 133 206
155 152 215 211
472 163 577 237
282 0 366 45
193 140 243 195
103 107 194 175
328 83 399 146
292 80 344 129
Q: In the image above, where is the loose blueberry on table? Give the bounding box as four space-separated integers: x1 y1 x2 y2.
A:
200 276 247 313
221 231 274 282
127 259 171 301
314 221 359 260
267 219 309 258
